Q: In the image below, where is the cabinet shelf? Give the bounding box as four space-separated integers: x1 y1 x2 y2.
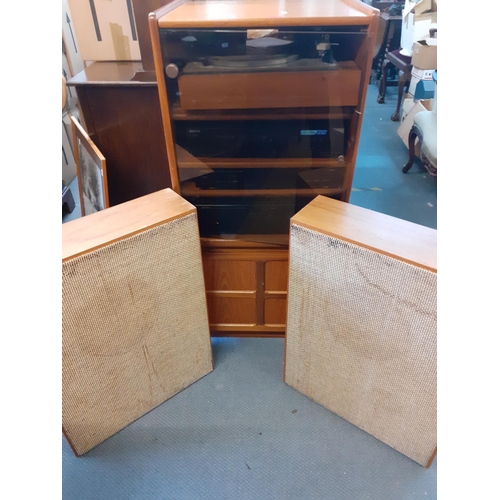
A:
178 157 349 169
171 106 355 121
200 235 290 247
182 183 344 198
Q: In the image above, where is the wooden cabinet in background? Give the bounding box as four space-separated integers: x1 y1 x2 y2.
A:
67 62 171 207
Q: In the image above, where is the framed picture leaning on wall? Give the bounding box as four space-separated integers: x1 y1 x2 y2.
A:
70 116 109 216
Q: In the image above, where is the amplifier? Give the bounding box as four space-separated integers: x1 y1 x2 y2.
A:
174 119 345 159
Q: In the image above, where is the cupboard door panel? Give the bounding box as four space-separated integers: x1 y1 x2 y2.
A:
203 260 256 291
264 298 287 326
207 296 256 325
265 261 288 292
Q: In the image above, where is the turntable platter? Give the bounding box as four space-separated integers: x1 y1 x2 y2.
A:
206 54 299 68
246 37 293 49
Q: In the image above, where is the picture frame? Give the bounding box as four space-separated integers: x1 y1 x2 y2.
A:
70 115 109 216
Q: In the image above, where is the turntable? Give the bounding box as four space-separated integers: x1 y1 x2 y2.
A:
161 25 361 110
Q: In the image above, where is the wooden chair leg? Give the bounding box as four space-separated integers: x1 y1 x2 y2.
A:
377 58 390 104
402 126 419 173
422 154 437 177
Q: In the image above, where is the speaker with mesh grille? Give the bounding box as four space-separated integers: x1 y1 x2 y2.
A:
62 188 213 456
284 196 437 467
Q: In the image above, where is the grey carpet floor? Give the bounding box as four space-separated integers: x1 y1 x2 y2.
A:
62 337 436 499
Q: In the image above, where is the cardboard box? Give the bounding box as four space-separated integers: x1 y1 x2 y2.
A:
398 99 432 149
62 53 79 110
402 0 436 17
411 39 437 69
400 12 437 56
411 67 435 80
62 0 84 75
400 1 437 57
66 0 141 61
401 97 416 123
420 99 433 112
408 72 435 99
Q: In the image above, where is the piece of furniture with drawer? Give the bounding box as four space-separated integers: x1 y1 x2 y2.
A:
149 0 379 336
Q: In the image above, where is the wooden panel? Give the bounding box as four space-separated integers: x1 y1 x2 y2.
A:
131 0 173 71
343 10 379 200
201 237 289 249
265 261 288 292
207 296 256 324
203 260 256 291
264 298 287 326
74 79 171 207
150 5 182 193
62 189 195 262
291 196 437 272
158 0 371 28
178 66 361 110
200 245 289 335
206 291 256 299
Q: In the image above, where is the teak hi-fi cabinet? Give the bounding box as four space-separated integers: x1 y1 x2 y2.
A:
149 0 379 337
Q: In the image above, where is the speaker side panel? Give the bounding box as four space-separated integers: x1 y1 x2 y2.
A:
62 212 212 455
285 224 436 467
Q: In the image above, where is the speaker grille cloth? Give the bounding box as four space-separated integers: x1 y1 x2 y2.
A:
285 224 436 466
62 213 213 455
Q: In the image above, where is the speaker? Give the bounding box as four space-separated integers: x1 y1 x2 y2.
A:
62 189 213 456
284 196 437 467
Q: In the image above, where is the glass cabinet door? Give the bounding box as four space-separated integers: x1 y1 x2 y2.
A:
158 26 368 243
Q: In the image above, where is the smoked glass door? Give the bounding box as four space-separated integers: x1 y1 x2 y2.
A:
159 26 367 243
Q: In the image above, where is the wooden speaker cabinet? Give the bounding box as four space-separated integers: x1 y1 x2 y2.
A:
284 196 437 467
149 0 379 336
62 189 213 455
